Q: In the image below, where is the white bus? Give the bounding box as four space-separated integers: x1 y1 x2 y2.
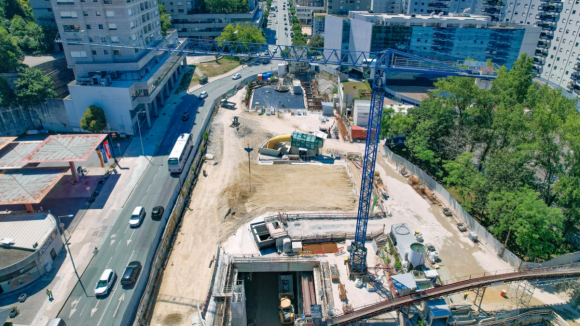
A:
168 133 193 173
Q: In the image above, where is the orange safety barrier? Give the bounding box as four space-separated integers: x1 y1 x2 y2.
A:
300 251 313 255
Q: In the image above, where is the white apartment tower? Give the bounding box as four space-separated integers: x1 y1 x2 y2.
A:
51 0 187 135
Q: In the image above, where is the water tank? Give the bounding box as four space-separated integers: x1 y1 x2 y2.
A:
283 238 292 253
278 63 286 76
408 243 427 266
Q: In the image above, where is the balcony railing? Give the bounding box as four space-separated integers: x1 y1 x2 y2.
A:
570 72 580 80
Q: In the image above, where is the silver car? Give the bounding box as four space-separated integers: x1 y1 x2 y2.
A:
94 269 116 296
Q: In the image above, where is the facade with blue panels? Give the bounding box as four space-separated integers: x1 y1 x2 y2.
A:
324 12 540 74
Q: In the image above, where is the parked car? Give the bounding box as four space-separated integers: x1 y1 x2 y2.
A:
262 59 270 64
232 73 242 80
199 91 208 99
120 261 142 286
457 222 467 232
442 207 452 216
94 269 116 296
129 206 145 227
181 112 189 121
152 206 164 219
46 318 66 326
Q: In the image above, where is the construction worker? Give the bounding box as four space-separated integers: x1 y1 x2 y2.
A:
46 289 53 299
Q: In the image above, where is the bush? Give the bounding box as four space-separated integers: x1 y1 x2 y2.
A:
394 261 402 269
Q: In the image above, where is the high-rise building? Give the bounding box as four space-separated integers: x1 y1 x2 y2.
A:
404 0 580 95
30 0 57 27
324 11 540 78
51 0 187 135
326 0 372 14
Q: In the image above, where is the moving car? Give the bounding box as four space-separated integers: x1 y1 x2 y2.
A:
94 269 116 296
181 112 189 121
120 261 142 286
232 73 242 80
152 206 164 219
199 91 208 99
129 206 145 227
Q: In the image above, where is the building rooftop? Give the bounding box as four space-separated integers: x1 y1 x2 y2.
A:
20 134 108 163
426 299 452 318
0 141 42 169
0 167 69 204
0 137 17 152
0 213 57 249
391 273 417 292
349 11 490 22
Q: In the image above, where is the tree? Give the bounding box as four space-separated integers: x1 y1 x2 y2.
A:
488 187 564 260
80 105 107 133
0 26 23 72
443 152 485 210
158 4 172 34
0 76 17 107
309 34 324 48
0 0 33 21
379 107 395 138
216 23 266 47
14 67 56 107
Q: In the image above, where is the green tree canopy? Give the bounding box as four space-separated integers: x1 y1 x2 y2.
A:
14 67 56 107
0 26 23 72
309 34 324 48
80 105 107 133
158 4 172 34
216 23 266 49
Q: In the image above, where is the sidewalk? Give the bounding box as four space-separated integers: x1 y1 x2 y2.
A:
0 88 187 326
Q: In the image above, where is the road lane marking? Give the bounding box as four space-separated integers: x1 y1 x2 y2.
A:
79 303 87 316
112 293 125 318
127 250 135 264
69 297 81 318
96 283 119 326
123 224 129 235
90 300 100 317
127 229 135 246
105 256 113 269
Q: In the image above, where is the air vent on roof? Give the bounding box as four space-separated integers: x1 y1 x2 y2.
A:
2 238 15 247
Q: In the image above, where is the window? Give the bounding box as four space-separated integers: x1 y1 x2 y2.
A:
574 10 577 14
128 9 133 15
130 21 136 28
56 0 74 4
104 50 109 54
83 10 88 16
178 8 184 12
548 64 552 67
92 50 97 55
60 11 78 18
98 24 103 29
86 24 91 29
111 36 120 42
557 57 561 61
567 71 569 74
567 29 570 34
106 10 115 17
114 50 121 55
109 23 117 29
62 24 80 31
531 4 535 8
566 9 570 13
70 51 87 57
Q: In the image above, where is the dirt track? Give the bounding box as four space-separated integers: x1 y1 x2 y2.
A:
149 90 358 326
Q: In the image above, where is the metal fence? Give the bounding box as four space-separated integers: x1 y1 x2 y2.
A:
382 146 523 269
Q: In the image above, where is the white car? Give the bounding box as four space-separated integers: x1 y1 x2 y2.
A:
232 73 242 80
199 91 208 99
129 206 145 227
94 269 116 296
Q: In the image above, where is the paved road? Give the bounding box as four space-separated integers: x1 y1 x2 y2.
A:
266 0 292 48
58 62 276 326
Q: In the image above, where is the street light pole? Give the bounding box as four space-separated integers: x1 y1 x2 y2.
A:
244 144 253 192
53 211 87 296
136 110 146 161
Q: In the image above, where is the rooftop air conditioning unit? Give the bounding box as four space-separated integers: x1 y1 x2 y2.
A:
92 75 102 85
100 75 112 86
1 238 14 247
109 71 119 79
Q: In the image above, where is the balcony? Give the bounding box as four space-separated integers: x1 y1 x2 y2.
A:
539 3 562 11
539 33 553 40
428 3 449 7
570 72 580 80
537 42 549 49
482 8 501 14
535 49 548 57
482 0 505 6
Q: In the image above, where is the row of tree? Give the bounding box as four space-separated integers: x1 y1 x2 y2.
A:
0 67 56 108
189 0 249 14
1 0 57 72
381 54 580 261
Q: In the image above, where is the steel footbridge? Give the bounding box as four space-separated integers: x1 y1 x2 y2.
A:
328 264 580 325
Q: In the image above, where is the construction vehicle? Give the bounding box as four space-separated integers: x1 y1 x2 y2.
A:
279 298 295 325
230 116 240 127
220 99 236 109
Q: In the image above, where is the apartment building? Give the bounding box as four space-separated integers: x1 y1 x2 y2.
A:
30 0 57 27
295 0 326 25
52 0 187 135
324 12 540 75
312 12 327 35
167 0 264 39
326 0 372 14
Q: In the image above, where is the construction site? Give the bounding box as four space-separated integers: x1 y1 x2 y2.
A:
148 73 580 326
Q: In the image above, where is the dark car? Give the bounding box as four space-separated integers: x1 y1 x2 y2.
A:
120 261 142 286
152 206 164 219
262 59 271 64
182 112 189 121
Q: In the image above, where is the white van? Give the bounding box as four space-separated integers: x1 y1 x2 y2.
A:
129 206 145 227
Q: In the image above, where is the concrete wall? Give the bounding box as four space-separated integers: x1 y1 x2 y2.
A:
234 260 319 272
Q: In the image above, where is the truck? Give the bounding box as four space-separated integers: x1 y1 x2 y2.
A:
219 99 236 109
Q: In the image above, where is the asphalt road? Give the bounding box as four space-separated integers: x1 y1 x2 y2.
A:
266 0 292 48
58 62 277 326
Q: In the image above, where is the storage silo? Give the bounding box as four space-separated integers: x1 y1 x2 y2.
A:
409 243 427 266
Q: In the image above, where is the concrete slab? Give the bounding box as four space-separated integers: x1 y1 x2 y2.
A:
251 86 305 110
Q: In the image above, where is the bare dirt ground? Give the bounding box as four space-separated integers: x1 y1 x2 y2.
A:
149 90 358 326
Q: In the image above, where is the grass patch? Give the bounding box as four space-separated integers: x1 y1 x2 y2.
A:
342 81 371 101
175 67 204 94
196 58 240 78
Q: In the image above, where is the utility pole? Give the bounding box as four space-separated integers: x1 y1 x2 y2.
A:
54 211 87 296
244 145 253 191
